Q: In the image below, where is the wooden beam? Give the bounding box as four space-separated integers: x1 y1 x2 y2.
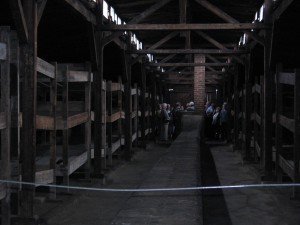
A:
131 31 179 65
116 0 158 8
130 49 248 54
150 62 232 67
195 30 244 64
63 0 97 24
194 0 264 45
37 0 47 25
101 23 266 31
102 0 172 46
159 54 177 63
9 0 29 43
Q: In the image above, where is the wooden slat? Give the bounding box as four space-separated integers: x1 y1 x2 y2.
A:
36 115 54 130
0 42 7 60
111 139 121 154
57 70 89 82
37 57 55 79
68 151 88 175
35 169 54 185
278 155 295 180
0 112 6 129
130 49 248 55
107 111 123 123
278 72 295 85
279 114 295 133
67 112 89 129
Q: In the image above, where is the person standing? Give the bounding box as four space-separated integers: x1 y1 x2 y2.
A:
220 103 229 141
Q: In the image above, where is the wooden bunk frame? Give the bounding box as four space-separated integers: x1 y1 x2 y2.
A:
275 64 300 197
0 27 11 224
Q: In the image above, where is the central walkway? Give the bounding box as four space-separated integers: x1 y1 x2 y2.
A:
39 115 202 225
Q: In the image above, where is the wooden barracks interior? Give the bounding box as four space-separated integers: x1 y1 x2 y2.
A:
0 0 300 224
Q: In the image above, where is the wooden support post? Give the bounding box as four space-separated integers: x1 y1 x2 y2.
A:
262 0 274 180
49 62 57 199
243 54 252 160
84 62 92 178
233 66 240 150
20 0 37 220
253 76 259 162
133 83 138 147
151 75 157 139
293 69 300 198
107 81 113 166
124 52 132 160
118 76 123 152
101 81 107 169
275 64 283 181
0 27 11 225
260 75 264 168
94 0 104 176
62 66 69 186
140 63 147 148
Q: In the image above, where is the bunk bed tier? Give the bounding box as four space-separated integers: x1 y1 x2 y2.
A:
36 111 89 130
36 144 88 177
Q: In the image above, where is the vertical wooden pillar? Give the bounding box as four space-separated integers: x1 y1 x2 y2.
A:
85 63 92 178
20 0 37 220
49 62 57 199
275 64 283 181
133 83 138 146
243 54 252 160
0 27 11 225
107 81 113 166
118 77 123 149
124 52 132 160
262 0 274 179
62 66 69 185
94 0 104 176
151 74 157 138
234 66 240 150
140 62 146 148
101 81 107 168
293 69 300 198
260 75 264 168
253 76 259 162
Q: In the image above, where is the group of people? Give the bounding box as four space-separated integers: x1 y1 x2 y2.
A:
157 102 184 142
204 101 230 141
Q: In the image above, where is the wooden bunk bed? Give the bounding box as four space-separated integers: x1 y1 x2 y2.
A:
36 62 92 185
274 64 300 197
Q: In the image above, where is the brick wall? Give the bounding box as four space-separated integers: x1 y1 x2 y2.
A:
194 54 206 113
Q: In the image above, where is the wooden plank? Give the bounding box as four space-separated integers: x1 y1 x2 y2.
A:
130 49 248 54
107 111 122 123
272 0 295 21
278 155 294 181
68 112 89 129
0 42 7 60
279 115 295 133
107 81 113 166
111 140 121 154
0 112 6 129
35 169 54 185
279 72 295 85
37 57 55 78
68 151 88 175
102 23 266 31
149 62 232 67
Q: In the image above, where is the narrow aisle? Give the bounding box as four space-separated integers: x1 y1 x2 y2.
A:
111 115 203 225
